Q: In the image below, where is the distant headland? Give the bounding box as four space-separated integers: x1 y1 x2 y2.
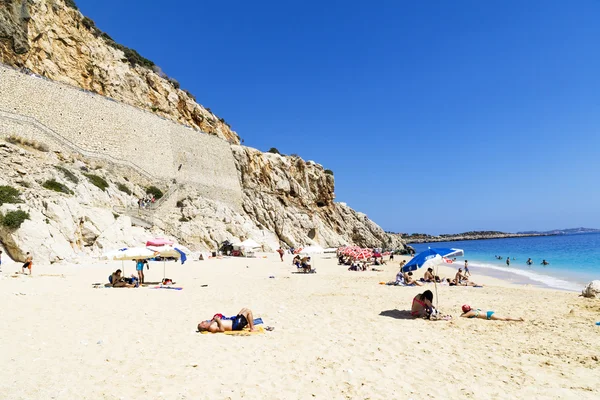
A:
394 227 599 244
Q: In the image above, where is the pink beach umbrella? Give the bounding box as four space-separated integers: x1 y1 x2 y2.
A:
146 238 174 247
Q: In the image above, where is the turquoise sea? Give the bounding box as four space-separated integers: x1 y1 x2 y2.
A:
410 233 600 292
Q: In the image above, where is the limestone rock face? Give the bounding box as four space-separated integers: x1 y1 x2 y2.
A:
0 142 149 264
0 0 239 143
582 281 600 298
231 146 404 249
0 1 405 262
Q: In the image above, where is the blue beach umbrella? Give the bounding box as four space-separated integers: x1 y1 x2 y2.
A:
401 248 465 272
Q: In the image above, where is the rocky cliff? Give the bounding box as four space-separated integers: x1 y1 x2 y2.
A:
0 0 405 264
0 0 239 143
231 146 404 249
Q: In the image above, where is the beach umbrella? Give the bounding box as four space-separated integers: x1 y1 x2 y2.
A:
401 248 464 272
401 248 464 309
102 247 157 275
146 238 174 246
302 245 324 254
147 245 187 279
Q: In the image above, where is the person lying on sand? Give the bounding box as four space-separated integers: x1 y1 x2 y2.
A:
411 290 435 317
403 271 423 286
446 278 482 287
110 269 138 288
460 305 523 321
198 308 256 332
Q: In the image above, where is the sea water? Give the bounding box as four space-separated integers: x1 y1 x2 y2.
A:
410 233 600 292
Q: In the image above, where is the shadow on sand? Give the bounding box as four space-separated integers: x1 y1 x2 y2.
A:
379 309 414 320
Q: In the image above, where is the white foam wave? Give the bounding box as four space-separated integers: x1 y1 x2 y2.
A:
470 261 582 292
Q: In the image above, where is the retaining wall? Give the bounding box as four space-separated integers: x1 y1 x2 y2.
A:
0 66 243 210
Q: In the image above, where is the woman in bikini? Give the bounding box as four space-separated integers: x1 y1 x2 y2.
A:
411 290 435 318
460 305 524 321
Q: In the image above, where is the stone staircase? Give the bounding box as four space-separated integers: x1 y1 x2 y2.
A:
0 108 178 228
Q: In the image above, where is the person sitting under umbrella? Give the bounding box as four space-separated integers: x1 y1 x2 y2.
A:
109 269 138 288
460 305 524 321
197 308 256 332
422 268 442 283
403 271 423 286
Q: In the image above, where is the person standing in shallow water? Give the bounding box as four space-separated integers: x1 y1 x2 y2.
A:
464 260 470 276
506 257 510 266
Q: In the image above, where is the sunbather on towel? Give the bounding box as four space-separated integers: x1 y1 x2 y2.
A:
460 305 524 321
198 308 256 332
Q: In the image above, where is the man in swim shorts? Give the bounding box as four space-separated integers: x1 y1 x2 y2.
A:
460 305 523 321
22 252 33 275
135 259 145 284
197 308 256 332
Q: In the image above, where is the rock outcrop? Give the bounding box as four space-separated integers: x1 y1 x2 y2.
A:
231 146 404 249
582 281 600 299
0 0 405 264
0 0 239 143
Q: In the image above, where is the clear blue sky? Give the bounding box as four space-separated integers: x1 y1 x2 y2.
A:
75 0 600 234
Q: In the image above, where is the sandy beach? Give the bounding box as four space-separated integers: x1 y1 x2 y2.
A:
1 254 599 400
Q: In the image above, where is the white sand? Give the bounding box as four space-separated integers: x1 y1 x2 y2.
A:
1 254 599 399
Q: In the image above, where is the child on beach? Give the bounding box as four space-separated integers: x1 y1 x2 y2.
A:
464 260 470 276
22 252 33 275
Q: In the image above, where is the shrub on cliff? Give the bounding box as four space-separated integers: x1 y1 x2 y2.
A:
268 147 281 155
0 210 30 229
55 166 79 184
167 78 180 89
6 135 49 152
183 90 196 102
146 186 164 200
117 183 132 195
43 179 74 195
81 17 96 31
84 174 109 191
64 0 78 10
324 169 334 176
0 186 21 206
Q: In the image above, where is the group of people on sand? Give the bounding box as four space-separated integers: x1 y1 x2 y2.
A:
109 259 149 288
293 255 315 273
390 260 482 287
411 290 524 322
338 254 386 272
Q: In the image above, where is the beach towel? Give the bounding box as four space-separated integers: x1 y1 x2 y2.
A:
200 326 267 336
151 286 183 290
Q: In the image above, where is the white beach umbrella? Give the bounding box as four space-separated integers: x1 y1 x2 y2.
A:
301 245 324 254
101 247 157 276
112 247 157 261
146 245 184 279
239 239 261 248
